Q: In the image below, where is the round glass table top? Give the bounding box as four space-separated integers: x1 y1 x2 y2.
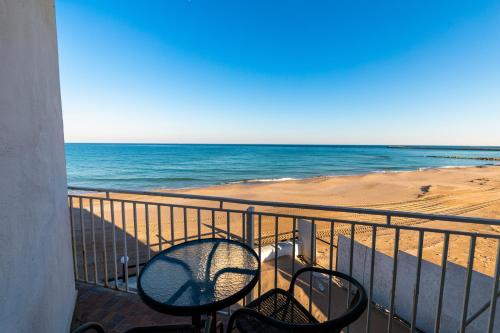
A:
138 238 260 315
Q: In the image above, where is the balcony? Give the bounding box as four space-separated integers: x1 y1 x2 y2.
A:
68 186 500 333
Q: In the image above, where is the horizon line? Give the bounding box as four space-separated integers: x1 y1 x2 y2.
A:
64 142 500 148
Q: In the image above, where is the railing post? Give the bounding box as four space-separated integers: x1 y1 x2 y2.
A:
245 207 254 248
298 219 316 265
245 206 255 304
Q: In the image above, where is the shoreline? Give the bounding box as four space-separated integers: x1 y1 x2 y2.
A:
160 165 500 215
151 164 499 193
66 143 500 192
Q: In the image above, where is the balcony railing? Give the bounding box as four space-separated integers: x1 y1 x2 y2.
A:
68 186 500 333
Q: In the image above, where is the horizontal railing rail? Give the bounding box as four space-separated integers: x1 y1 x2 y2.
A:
68 186 500 226
67 186 500 333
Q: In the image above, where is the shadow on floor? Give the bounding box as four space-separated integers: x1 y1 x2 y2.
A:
72 282 229 333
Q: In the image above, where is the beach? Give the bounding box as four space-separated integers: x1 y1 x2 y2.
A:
68 164 500 325
178 165 500 271
72 165 500 276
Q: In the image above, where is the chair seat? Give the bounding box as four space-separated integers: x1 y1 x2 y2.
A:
235 288 318 332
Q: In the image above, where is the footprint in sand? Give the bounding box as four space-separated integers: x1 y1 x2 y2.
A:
469 178 489 185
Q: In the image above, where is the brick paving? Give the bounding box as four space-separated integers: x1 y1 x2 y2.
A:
71 282 220 333
71 281 409 333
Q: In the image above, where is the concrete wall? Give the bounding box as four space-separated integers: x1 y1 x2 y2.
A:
0 1 76 332
337 235 500 333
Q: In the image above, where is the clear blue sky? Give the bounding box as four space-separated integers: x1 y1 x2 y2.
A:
56 1 500 145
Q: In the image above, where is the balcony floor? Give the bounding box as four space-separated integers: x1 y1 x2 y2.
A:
72 281 409 333
71 282 206 332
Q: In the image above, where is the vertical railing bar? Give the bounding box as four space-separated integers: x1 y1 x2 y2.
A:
157 205 163 251
434 233 450 333
133 203 139 276
387 228 400 333
242 212 245 242
292 217 297 276
121 201 129 292
258 214 262 297
197 208 201 240
90 198 98 284
212 209 216 238
327 221 334 320
459 235 477 333
227 213 232 239
487 240 500 333
226 211 230 239
170 206 175 246
79 197 88 282
335 234 339 275
145 204 151 260
241 211 248 308
366 226 377 333
110 200 118 289
274 216 279 290
183 207 188 242
226 208 232 316
411 230 424 332
346 223 355 333
308 219 315 314
100 199 108 286
347 223 355 292
224 210 232 316
245 207 255 305
69 197 79 280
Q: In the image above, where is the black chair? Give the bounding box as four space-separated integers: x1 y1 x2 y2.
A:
226 267 368 333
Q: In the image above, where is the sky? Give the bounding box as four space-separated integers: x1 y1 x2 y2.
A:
56 1 500 145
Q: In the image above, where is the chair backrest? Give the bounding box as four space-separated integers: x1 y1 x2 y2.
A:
228 269 368 333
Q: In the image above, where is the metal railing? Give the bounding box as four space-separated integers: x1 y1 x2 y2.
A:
68 186 500 333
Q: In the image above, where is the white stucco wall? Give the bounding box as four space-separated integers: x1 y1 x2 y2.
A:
0 0 76 332
337 235 500 333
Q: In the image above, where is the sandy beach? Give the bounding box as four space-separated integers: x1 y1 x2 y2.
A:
68 165 500 326
72 165 500 277
177 165 500 272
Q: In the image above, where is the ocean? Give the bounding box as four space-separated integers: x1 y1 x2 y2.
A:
65 144 500 190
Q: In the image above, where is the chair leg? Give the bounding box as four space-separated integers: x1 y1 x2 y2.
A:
216 320 224 333
203 315 212 332
210 312 216 332
203 313 224 333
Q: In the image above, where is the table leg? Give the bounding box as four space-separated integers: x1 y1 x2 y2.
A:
211 311 217 333
192 314 201 331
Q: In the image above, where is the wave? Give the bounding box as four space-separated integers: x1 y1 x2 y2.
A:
417 165 485 171
370 170 413 174
229 177 297 184
76 177 202 182
366 164 497 174
427 155 500 161
388 145 500 151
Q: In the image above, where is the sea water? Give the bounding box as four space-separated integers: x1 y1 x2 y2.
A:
65 144 500 190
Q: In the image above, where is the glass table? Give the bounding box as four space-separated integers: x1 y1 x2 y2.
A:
137 238 260 330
